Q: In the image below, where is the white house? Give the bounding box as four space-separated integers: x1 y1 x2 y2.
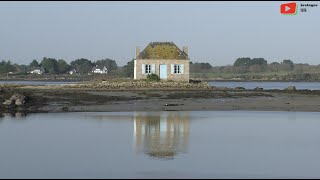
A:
29 67 45 75
134 42 190 82
92 65 108 74
68 68 77 75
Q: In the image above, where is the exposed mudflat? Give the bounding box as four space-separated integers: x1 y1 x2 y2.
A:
1 84 320 113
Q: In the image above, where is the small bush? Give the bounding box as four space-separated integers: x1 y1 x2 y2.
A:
146 73 160 82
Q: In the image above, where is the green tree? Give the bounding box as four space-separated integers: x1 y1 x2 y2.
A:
234 57 251 67
0 60 16 74
57 59 71 74
203 62 213 69
282 59 294 70
70 58 93 74
40 57 58 74
282 59 294 65
29 59 39 67
246 58 268 73
190 62 213 73
251 58 267 65
123 59 134 78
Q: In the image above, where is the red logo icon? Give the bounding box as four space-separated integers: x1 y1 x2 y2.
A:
281 2 297 15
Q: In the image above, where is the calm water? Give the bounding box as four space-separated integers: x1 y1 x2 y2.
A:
1 111 320 178
209 81 320 90
0 81 80 86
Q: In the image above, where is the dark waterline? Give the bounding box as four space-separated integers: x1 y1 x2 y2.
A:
1 111 320 178
209 81 320 90
0 80 80 86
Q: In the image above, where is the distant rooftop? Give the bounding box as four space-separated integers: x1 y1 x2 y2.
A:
137 42 189 60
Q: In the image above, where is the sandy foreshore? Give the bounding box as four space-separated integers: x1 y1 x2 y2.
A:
1 82 320 113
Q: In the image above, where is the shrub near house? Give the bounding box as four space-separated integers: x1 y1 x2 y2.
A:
146 73 160 82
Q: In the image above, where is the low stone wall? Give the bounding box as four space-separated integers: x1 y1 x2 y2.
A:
66 80 211 89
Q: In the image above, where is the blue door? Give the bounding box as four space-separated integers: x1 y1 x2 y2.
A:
159 65 167 80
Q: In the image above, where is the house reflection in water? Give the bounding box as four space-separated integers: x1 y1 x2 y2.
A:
133 111 190 160
0 112 27 119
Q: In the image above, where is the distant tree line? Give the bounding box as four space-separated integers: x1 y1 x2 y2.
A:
0 57 119 75
0 60 16 74
190 62 213 73
1 56 319 81
216 57 296 74
188 57 299 74
188 57 320 81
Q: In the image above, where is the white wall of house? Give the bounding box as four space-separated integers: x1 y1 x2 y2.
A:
92 66 108 74
134 59 137 79
135 59 189 82
30 69 43 74
69 69 77 74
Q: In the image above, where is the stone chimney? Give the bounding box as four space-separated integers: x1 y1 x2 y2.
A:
183 46 188 56
136 46 140 59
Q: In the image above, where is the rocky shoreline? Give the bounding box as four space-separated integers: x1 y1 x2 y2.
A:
1 81 320 114
65 80 212 90
3 77 320 82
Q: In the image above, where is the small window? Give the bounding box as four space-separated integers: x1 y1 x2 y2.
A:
145 64 151 74
174 64 180 74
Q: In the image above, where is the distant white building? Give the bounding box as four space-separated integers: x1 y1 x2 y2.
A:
68 68 77 75
92 65 108 74
29 67 45 75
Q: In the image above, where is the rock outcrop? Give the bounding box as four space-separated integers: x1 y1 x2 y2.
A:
285 86 296 91
235 87 246 90
254 87 263 90
189 79 202 84
2 93 26 106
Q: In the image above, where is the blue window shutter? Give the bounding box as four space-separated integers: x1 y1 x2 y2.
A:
171 64 174 74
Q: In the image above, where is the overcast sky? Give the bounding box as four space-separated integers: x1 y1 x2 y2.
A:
0 1 319 66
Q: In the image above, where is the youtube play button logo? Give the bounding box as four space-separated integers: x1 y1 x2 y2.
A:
281 2 297 15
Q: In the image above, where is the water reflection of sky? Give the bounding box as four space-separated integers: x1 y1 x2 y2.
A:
2 111 320 178
209 81 320 90
133 112 190 160
0 111 190 160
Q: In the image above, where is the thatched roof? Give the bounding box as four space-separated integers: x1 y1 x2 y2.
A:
137 42 189 60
